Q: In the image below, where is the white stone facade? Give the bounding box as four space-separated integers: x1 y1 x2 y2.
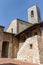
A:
6 19 30 34
6 19 17 34
17 35 40 64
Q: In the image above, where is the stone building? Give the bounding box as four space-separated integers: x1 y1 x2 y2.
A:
0 5 43 64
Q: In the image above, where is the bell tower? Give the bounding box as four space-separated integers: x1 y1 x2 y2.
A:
28 5 41 24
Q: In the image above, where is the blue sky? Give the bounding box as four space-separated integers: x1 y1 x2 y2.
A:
0 0 43 30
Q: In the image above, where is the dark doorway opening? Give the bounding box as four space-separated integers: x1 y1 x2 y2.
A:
2 41 9 58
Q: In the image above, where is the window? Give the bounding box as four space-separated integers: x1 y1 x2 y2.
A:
11 28 13 33
31 10 34 17
34 32 37 35
30 44 33 49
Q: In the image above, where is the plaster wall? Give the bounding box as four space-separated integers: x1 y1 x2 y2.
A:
38 28 43 64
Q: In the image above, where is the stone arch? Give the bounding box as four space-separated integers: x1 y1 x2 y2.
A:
31 10 34 17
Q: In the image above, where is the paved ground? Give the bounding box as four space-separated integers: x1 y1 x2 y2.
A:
0 58 39 65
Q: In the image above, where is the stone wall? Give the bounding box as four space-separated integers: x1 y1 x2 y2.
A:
6 19 17 34
0 27 4 57
17 35 40 64
17 19 31 34
6 19 31 34
28 5 41 24
38 28 43 64
3 32 19 58
3 32 12 58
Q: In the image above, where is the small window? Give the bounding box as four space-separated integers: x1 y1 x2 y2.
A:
34 32 37 35
30 44 33 49
31 10 34 17
11 28 13 33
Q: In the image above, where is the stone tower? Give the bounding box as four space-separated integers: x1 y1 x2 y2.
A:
28 5 41 24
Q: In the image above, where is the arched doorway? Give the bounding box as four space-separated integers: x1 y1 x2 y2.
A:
2 41 9 58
